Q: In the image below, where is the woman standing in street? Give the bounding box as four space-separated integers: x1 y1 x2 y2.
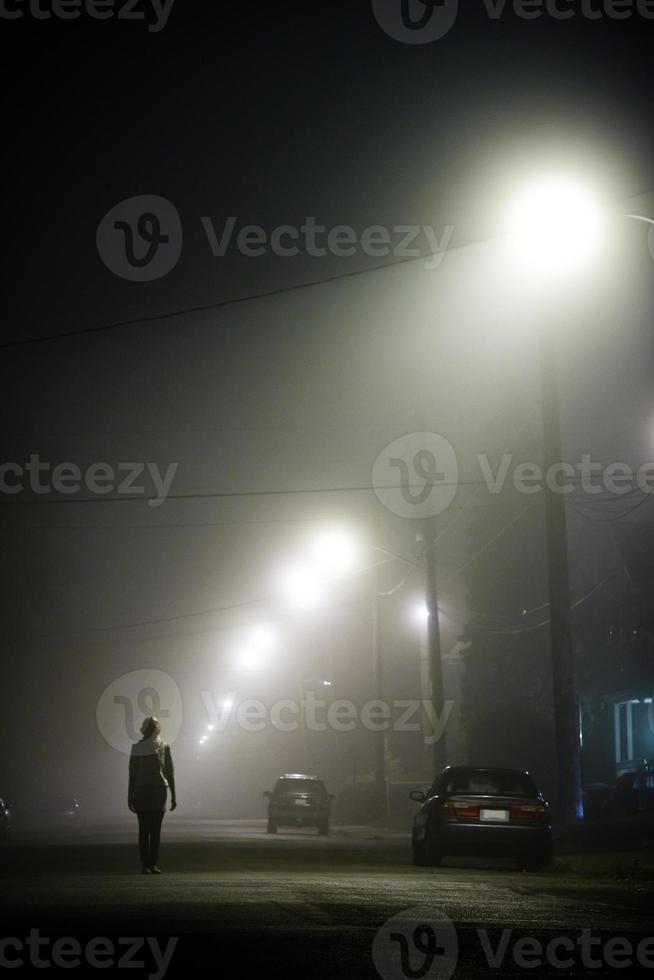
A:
128 716 177 874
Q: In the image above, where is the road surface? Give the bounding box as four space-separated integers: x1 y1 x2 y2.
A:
1 819 652 978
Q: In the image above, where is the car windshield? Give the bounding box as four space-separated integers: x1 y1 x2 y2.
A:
275 779 326 796
438 770 538 798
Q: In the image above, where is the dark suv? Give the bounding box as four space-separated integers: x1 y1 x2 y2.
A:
265 774 332 835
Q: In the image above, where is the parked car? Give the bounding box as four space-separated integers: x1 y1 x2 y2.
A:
0 798 10 841
410 766 552 870
584 764 654 820
49 796 81 819
264 774 333 835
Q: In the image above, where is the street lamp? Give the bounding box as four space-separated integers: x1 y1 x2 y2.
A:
238 650 261 673
506 175 605 275
307 526 360 576
505 175 608 826
250 625 278 652
278 565 326 611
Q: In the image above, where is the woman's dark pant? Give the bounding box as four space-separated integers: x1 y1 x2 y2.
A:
137 810 165 868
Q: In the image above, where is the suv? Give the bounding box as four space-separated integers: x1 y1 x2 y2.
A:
264 774 332 835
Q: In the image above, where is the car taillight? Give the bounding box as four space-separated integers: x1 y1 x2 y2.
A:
442 799 480 821
510 803 547 823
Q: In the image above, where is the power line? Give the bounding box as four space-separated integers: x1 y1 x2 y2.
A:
456 573 616 637
0 248 451 351
3 191 652 351
38 556 398 637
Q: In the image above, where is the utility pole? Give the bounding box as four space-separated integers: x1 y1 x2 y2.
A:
371 585 386 810
420 515 447 774
370 502 387 813
540 324 583 826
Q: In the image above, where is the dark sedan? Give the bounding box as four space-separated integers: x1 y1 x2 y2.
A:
410 766 552 870
264 774 332 835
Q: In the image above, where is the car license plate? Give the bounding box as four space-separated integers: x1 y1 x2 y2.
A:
480 808 509 823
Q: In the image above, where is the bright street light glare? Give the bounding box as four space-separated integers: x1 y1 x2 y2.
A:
223 697 235 710
207 724 215 732
413 602 430 625
238 650 261 672
251 625 278 652
278 565 326 611
308 527 360 577
506 176 605 275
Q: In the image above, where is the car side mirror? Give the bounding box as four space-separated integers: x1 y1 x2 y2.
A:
263 791 272 799
409 790 425 804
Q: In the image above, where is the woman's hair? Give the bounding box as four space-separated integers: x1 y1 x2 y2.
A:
139 716 161 740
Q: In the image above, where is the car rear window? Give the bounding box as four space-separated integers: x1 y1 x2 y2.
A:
275 779 326 796
440 770 538 798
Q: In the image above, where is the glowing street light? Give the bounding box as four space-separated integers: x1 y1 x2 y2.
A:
250 625 278 652
278 565 326 611
238 650 261 672
308 526 360 577
413 601 430 626
506 175 605 275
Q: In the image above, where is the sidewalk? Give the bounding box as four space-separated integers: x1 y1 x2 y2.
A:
553 810 654 878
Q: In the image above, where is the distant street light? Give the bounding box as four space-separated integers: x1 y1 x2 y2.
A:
278 565 326 611
413 601 430 626
251 625 278 652
238 650 261 672
308 526 360 576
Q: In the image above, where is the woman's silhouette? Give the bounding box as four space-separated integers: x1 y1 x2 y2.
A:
128 716 177 874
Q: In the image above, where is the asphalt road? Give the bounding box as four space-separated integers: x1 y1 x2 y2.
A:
1 819 653 979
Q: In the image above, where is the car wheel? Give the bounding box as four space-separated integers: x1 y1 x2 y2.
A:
424 825 444 867
412 829 428 866
267 820 277 834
